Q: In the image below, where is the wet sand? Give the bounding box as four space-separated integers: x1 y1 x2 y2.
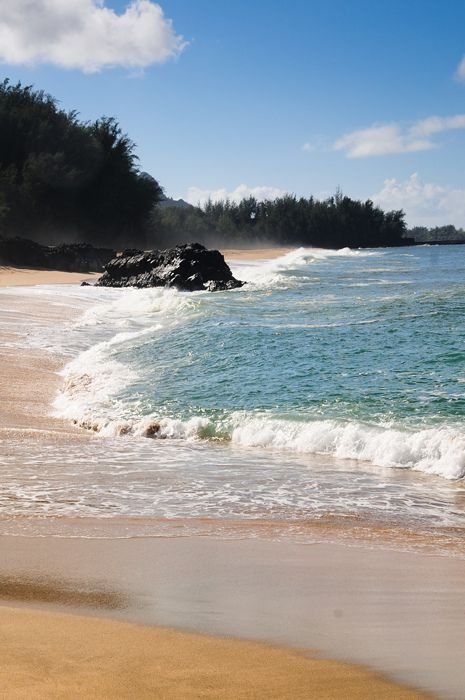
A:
0 344 87 440
0 289 90 441
3 534 465 698
0 270 459 699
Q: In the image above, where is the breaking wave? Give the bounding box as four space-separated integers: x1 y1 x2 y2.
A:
229 246 380 289
51 245 465 483
54 400 465 479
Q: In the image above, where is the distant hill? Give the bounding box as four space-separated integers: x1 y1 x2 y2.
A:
158 197 193 210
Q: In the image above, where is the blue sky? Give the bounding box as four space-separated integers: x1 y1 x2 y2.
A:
2 0 465 227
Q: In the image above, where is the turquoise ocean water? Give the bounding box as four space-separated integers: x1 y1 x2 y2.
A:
2 245 465 543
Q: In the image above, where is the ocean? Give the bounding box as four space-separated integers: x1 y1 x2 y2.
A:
2 244 465 545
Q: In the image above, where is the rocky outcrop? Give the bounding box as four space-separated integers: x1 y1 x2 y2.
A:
96 243 244 292
0 237 115 272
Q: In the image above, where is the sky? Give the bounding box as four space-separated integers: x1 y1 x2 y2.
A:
1 0 465 227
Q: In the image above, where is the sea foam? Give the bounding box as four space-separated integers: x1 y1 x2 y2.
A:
229 415 465 480
230 246 379 289
54 386 465 480
53 285 199 427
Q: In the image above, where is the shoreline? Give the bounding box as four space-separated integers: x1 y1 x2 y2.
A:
0 605 429 699
0 246 292 288
0 265 461 698
0 284 91 441
1 512 464 557
0 265 100 287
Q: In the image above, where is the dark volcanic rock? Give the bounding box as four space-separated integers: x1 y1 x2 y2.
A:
0 237 115 272
96 243 244 292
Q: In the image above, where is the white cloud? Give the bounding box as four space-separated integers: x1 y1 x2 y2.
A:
0 0 186 73
334 114 465 158
334 124 431 158
410 114 465 136
372 173 465 227
186 184 287 207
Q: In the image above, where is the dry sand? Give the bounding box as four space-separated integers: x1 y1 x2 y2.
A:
0 266 99 287
0 606 428 700
222 246 293 261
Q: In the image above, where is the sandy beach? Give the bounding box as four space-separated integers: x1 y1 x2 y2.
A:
0 266 100 287
6 533 465 698
0 261 462 699
0 605 428 700
222 246 293 261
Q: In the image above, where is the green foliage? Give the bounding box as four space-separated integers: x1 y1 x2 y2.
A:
158 193 408 249
0 79 162 247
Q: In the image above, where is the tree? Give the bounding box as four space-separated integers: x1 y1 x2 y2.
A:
0 80 162 247
156 190 408 249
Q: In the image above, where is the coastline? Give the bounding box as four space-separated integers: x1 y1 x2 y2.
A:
0 262 459 698
0 606 428 700
0 246 293 289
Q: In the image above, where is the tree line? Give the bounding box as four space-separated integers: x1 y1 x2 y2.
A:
407 225 465 244
158 192 409 248
0 79 161 249
0 79 410 250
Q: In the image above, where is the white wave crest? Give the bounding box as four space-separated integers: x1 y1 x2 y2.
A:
59 396 465 480
53 286 200 425
52 330 148 423
230 246 379 289
230 416 465 479
229 248 310 289
75 286 197 329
